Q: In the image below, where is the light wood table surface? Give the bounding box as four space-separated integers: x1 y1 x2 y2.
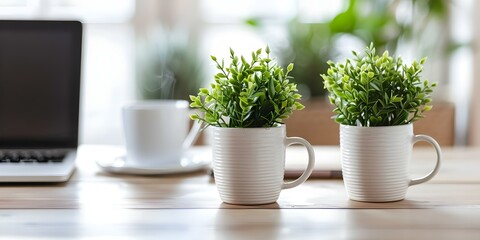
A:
1 145 480 239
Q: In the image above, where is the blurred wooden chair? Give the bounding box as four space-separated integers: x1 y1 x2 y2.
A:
285 100 455 147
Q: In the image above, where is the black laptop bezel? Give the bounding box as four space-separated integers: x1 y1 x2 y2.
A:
0 20 82 149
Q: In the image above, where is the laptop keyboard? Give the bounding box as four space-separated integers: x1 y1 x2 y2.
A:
0 150 67 163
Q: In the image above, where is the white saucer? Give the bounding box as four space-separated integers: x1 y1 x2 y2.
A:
95 150 211 175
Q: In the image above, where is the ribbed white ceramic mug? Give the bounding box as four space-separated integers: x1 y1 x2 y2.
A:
340 124 442 202
212 124 315 205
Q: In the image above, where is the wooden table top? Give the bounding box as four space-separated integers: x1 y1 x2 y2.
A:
1 145 480 239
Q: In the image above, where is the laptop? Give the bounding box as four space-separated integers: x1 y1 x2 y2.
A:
0 20 82 182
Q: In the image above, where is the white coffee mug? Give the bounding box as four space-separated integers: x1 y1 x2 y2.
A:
122 100 201 167
340 124 442 202
212 124 315 205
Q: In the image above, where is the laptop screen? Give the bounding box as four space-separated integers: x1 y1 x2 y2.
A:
0 20 82 149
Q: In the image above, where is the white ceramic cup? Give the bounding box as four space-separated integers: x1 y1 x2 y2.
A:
122 100 201 167
212 124 315 205
340 124 442 202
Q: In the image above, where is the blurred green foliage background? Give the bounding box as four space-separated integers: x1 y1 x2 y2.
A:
249 0 450 99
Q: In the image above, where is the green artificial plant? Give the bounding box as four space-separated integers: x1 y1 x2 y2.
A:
189 46 304 128
322 43 436 127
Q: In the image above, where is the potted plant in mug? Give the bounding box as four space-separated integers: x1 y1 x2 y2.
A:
322 43 442 202
190 46 315 205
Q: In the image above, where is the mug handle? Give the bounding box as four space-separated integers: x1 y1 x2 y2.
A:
409 135 442 186
282 137 316 189
182 117 206 150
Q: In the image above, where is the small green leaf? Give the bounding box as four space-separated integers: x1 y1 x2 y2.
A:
423 105 433 111
391 96 403 102
293 93 302 100
335 116 345 123
287 63 294 72
420 57 427 65
370 82 380 91
189 102 199 108
252 66 263 71
268 78 276 96
358 91 368 103
294 102 305 110
200 88 209 95
205 112 217 123
347 106 358 113
329 96 336 105
190 114 199 120
241 56 248 65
